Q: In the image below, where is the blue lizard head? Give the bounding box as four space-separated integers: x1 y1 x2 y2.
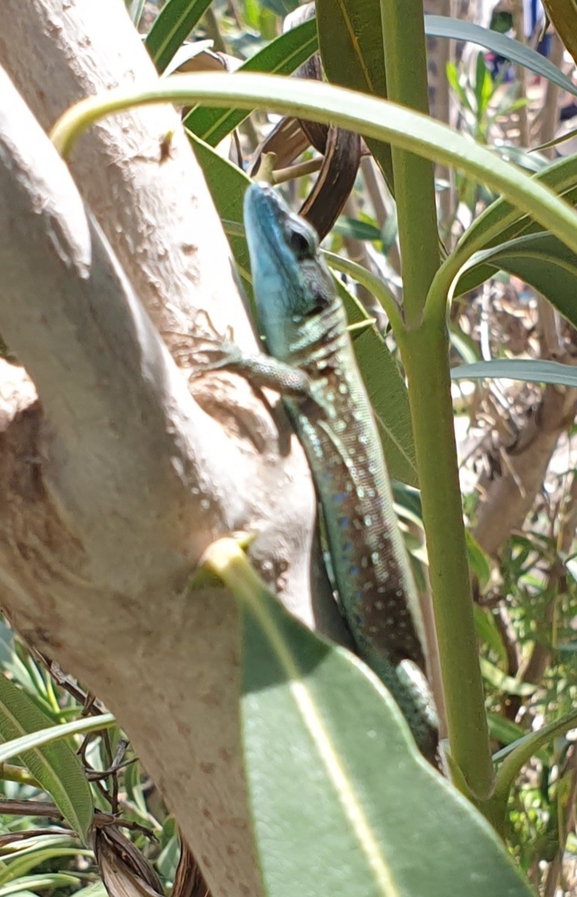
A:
244 183 334 362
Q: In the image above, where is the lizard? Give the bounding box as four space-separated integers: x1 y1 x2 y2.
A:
196 183 439 766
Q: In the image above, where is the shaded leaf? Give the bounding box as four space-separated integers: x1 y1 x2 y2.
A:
201 538 533 897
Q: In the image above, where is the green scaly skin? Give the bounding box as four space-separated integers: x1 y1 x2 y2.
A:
204 183 439 766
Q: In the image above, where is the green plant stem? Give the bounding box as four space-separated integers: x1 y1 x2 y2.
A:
399 319 494 800
380 0 440 327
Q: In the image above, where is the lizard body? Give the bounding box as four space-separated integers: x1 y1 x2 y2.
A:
204 184 438 764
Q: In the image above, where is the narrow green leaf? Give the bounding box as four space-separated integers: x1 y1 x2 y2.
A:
146 0 213 74
184 18 317 146
492 709 577 820
480 659 537 696
333 217 383 242
0 676 97 843
466 533 491 591
456 233 577 330
128 0 146 26
353 325 417 487
473 607 508 668
331 277 416 485
451 357 577 389
187 132 251 288
0 874 82 895
452 154 577 279
50 75 577 265
201 539 532 897
0 711 116 765
0 848 92 887
425 16 577 96
316 0 394 187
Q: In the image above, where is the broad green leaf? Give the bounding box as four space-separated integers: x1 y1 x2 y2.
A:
455 233 577 330
451 357 577 389
184 18 318 146
425 16 577 97
201 539 532 897
0 687 113 843
145 0 213 74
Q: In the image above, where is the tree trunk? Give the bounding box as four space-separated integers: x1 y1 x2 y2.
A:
0 3 348 895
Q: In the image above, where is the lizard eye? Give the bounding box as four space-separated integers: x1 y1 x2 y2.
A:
287 226 315 261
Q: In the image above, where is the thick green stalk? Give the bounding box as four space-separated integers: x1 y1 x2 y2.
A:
379 0 493 796
380 0 439 327
398 320 494 799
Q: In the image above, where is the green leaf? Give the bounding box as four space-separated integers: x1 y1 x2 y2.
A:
473 607 508 669
315 0 394 186
0 676 94 843
480 659 537 696
425 16 577 97
451 154 577 283
184 18 318 146
466 531 491 591
451 357 577 389
0 711 116 764
0 874 82 896
207 545 533 897
187 132 252 288
145 0 213 74
0 844 92 887
51 76 577 266
455 233 577 330
333 217 383 242
333 279 417 486
355 326 417 487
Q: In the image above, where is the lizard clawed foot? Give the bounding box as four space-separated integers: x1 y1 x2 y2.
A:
187 310 243 376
